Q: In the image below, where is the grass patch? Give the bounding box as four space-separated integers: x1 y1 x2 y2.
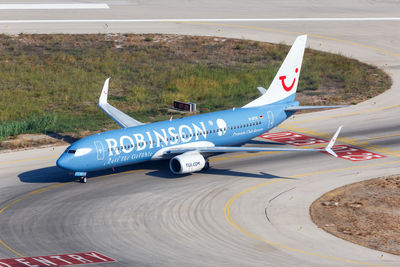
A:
0 34 391 141
0 113 57 140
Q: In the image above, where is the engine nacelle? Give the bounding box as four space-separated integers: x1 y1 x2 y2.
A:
169 151 206 174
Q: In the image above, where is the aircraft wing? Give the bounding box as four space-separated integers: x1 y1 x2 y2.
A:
165 126 342 158
98 78 144 128
284 105 348 111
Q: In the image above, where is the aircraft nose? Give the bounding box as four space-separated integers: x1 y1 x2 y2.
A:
56 154 71 170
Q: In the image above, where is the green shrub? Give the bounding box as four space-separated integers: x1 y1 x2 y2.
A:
0 113 57 140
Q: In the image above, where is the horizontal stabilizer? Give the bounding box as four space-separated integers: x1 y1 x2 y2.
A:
257 86 267 95
98 78 144 128
285 105 348 111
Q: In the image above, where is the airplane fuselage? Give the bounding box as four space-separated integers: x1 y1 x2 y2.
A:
57 103 294 172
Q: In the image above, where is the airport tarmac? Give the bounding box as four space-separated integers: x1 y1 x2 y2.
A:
0 1 400 266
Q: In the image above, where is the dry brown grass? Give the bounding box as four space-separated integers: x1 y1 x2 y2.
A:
311 175 400 255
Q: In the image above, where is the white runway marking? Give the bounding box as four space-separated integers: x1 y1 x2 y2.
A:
0 4 109 10
0 17 399 23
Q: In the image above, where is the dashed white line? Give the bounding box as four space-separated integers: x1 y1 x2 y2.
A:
0 17 399 23
0 4 109 10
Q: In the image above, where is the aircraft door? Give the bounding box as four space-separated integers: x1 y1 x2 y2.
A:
267 111 274 128
94 140 105 160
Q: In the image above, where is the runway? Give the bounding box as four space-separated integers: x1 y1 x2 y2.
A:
1 1 400 266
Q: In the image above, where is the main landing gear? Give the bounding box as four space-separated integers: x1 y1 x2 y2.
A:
202 159 210 171
75 172 87 183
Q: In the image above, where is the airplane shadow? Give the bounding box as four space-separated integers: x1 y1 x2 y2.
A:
146 162 287 180
46 132 78 144
18 160 170 183
18 166 76 183
19 157 291 183
202 168 285 179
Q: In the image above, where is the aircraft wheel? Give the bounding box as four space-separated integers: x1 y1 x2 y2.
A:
80 177 87 183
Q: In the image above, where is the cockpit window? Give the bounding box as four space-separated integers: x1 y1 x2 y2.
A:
67 150 76 154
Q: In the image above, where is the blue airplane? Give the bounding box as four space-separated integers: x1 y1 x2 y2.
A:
57 35 344 183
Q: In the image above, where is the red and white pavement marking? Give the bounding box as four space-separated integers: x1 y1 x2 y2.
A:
260 131 386 161
0 252 115 266
260 132 328 146
321 145 386 161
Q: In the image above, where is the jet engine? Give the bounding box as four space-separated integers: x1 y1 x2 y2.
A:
169 151 206 174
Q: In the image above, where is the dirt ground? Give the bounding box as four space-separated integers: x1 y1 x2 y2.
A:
0 132 87 151
311 175 400 255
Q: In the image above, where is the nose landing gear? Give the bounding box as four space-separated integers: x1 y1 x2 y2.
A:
75 172 88 183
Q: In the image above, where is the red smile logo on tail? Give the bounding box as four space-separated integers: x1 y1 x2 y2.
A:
279 68 298 92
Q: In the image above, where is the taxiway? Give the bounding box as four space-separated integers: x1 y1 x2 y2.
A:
1 1 400 266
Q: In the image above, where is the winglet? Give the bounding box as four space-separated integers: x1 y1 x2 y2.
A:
325 126 343 157
97 77 144 128
99 78 110 106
